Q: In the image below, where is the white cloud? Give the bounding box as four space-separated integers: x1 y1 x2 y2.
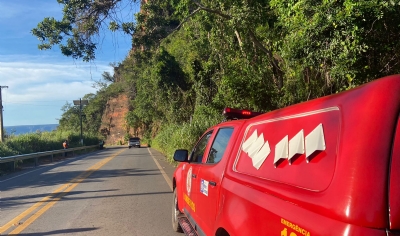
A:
0 56 113 125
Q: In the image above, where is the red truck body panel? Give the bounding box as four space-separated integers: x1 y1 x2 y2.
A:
390 116 400 229
173 75 400 236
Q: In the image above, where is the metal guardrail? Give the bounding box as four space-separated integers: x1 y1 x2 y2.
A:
0 145 99 170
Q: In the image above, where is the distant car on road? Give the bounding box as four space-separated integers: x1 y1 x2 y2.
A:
128 137 140 148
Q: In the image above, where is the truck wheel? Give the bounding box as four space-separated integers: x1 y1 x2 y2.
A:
172 188 183 232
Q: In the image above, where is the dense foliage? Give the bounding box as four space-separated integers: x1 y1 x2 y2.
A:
0 131 99 157
33 0 400 161
0 130 99 174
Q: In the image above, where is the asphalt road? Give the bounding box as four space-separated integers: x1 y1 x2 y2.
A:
0 146 182 236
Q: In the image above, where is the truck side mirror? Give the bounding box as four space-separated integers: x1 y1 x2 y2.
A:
173 149 189 162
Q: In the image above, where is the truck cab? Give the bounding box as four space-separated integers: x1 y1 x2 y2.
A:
172 75 400 236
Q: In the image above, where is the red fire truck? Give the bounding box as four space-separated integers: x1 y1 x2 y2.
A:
171 75 400 236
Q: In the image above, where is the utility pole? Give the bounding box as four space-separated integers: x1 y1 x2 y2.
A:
73 98 88 145
0 86 9 142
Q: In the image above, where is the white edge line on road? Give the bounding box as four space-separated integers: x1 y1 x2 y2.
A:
147 148 173 191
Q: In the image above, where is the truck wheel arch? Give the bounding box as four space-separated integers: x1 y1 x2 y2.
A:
173 176 184 211
216 228 230 236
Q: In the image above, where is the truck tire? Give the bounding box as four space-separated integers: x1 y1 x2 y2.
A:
172 188 183 232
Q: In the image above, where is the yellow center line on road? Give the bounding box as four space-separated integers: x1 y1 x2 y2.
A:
0 183 71 234
0 171 93 234
1 148 126 235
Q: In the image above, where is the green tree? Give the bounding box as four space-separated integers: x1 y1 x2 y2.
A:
58 102 81 131
32 0 139 61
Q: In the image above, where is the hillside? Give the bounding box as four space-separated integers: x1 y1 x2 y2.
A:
100 94 131 145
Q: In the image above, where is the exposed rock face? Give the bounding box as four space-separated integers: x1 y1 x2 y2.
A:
100 94 130 145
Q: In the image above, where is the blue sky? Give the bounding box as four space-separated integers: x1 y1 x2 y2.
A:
0 0 138 126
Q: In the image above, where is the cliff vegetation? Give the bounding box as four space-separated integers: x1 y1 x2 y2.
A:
32 0 400 161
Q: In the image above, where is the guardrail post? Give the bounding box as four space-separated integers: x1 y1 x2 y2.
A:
35 157 38 167
13 160 16 171
51 154 54 162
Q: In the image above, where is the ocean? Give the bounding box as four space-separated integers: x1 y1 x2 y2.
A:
4 124 59 135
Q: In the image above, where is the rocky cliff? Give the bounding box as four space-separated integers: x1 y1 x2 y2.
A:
100 93 131 145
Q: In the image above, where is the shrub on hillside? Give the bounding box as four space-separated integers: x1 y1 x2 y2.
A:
1 130 101 157
152 106 222 162
0 142 18 157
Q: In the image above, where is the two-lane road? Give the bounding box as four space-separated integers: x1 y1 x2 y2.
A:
0 146 181 236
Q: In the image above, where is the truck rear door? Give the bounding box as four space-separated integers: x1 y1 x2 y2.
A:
195 125 238 236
